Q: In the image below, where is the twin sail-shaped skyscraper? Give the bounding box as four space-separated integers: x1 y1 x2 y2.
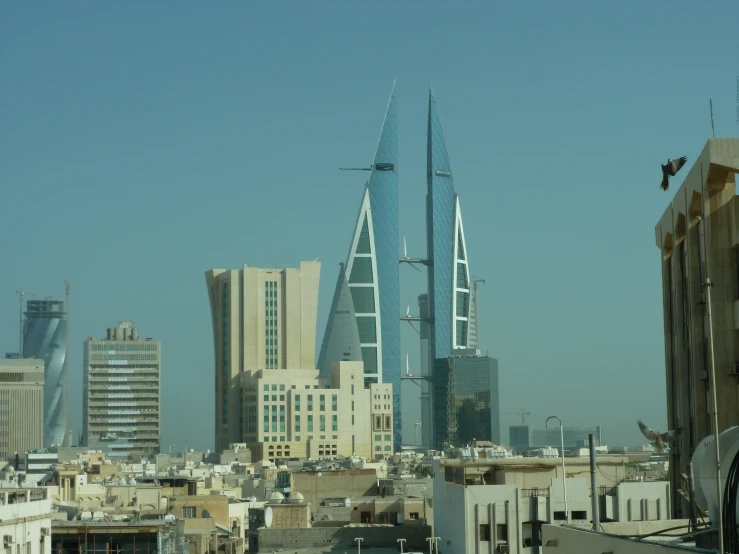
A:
318 83 479 449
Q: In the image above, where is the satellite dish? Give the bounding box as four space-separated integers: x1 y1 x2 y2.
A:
264 506 273 528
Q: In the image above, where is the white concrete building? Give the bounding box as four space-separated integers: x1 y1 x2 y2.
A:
0 488 53 554
433 457 671 554
234 361 392 461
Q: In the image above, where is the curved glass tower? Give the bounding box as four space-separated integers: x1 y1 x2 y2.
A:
426 88 474 358
23 299 68 447
319 82 401 448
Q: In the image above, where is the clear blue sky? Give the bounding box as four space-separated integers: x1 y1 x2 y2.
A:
2 1 737 451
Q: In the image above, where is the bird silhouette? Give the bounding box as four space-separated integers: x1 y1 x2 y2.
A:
660 156 688 191
637 420 684 452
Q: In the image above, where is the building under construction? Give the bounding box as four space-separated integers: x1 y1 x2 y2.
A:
22 299 68 447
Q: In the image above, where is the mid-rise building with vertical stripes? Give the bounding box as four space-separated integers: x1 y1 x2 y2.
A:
205 261 321 452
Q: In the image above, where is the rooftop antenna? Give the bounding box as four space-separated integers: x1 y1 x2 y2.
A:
710 99 716 138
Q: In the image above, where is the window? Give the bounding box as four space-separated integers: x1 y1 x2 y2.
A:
320 395 325 411
409 512 419 520
351 385 354 395
497 524 508 541
479 524 490 541
332 394 337 411
263 395 268 401
271 385 277 391
272 405 277 432
295 415 301 432
263 385 269 391
352 415 355 425
295 395 301 410
279 405 285 432
308 415 313 432
272 395 277 401
308 395 313 411
295 436 301 441
384 434 391 441
384 416 391 429
263 407 269 432
305 385 310 389
384 445 391 451
553 511 567 521
375 416 381 429
352 400 355 411
572 510 587 520
332 414 338 432
320 415 326 432
182 507 196 518
279 384 285 391
375 434 381 441
279 436 284 442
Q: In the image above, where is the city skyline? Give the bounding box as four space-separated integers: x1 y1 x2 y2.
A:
3 1 737 451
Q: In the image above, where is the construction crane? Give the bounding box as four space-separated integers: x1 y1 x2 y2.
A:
502 409 531 425
15 289 38 355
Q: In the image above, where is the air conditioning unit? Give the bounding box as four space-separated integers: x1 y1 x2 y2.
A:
40 528 50 537
497 545 510 554
4 536 15 547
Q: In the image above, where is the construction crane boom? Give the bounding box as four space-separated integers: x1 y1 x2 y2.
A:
501 409 531 425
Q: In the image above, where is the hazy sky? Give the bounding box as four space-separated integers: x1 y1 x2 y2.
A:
2 1 738 451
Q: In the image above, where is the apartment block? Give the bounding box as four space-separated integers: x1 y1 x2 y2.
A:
231 361 393 461
0 358 44 459
655 138 739 517
83 322 161 459
205 261 321 452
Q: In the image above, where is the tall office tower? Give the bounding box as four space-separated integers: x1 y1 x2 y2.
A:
83 322 161 459
654 138 739 517
432 352 499 449
424 88 494 447
0 357 44 459
318 82 401 448
23 299 68 447
206 261 321 452
426 87 475 359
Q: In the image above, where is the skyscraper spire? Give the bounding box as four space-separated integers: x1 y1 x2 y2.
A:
320 82 401 449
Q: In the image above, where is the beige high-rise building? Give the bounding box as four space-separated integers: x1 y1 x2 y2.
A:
654 138 739 517
83 322 161 460
205 261 321 452
0 358 44 459
233 361 393 461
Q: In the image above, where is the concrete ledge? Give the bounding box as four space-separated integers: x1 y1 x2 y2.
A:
257 525 431 552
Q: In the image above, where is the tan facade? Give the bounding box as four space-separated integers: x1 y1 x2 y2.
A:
170 495 230 527
654 138 739 517
205 262 321 452
83 322 161 459
0 358 44 459
232 361 393 461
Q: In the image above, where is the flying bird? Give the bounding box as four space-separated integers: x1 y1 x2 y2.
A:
660 156 688 191
637 420 684 452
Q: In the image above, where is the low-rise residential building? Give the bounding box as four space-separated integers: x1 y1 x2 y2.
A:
0 488 53 554
433 457 671 554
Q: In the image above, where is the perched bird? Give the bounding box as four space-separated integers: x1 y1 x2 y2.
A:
637 420 684 452
660 156 688 191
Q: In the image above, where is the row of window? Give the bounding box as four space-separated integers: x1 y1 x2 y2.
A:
263 434 339 442
90 343 157 351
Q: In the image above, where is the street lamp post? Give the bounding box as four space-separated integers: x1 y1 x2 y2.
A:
355 537 363 554
397 538 406 554
546 415 568 523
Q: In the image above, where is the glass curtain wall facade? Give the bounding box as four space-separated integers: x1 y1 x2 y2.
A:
319 82 401 448
432 355 499 449
23 300 68 447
